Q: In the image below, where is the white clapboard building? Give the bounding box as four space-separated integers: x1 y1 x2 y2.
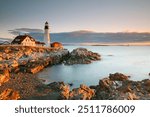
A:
11 34 45 46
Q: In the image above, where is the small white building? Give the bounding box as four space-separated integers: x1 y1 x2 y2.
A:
11 35 45 46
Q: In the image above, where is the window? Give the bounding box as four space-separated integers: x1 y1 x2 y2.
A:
15 39 20 41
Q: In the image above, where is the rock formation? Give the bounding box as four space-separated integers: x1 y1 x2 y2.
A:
48 83 95 100
0 88 20 100
109 72 129 81
69 84 95 100
92 72 150 100
1 46 150 100
65 48 101 65
47 82 70 99
0 46 69 74
0 71 150 100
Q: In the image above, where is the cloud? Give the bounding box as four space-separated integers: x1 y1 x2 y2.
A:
9 28 43 36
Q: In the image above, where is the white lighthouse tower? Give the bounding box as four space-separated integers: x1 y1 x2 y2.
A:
44 21 50 47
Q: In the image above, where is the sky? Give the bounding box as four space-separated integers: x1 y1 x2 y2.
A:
0 0 150 38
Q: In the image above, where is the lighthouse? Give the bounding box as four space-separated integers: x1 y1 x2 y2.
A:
44 21 50 47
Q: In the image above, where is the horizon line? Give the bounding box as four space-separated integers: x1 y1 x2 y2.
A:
1 30 150 39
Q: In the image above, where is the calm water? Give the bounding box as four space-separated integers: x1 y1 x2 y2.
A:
37 46 150 88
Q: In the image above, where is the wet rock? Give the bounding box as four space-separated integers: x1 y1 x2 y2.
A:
93 78 117 100
99 78 115 91
109 72 129 81
69 84 95 100
89 85 97 89
68 83 73 87
47 82 70 99
47 82 66 91
65 48 101 65
0 89 20 100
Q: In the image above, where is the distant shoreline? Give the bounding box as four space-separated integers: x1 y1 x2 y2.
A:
63 42 150 46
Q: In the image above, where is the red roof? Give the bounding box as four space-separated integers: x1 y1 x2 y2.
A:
51 42 63 47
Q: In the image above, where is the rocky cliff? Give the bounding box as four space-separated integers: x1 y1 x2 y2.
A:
0 45 69 74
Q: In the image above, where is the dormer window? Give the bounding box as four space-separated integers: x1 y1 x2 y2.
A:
15 39 20 41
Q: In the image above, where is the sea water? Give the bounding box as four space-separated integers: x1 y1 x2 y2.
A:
37 46 150 88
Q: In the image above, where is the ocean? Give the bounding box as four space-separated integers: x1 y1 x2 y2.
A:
37 46 150 88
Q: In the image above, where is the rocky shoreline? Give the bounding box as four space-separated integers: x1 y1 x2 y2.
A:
0 45 150 100
0 45 69 74
1 72 150 100
0 46 101 74
0 45 101 99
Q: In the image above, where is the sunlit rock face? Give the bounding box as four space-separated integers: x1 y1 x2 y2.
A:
69 84 95 100
0 69 10 86
0 88 20 100
65 48 101 65
47 82 95 100
0 46 69 74
92 73 150 100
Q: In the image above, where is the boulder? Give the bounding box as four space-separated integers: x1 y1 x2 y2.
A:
65 48 101 65
109 72 129 81
69 84 95 100
93 78 117 100
47 82 70 99
0 89 20 100
142 79 150 92
144 79 150 86
98 78 115 91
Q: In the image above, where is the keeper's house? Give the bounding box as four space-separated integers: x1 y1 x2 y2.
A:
11 34 45 46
